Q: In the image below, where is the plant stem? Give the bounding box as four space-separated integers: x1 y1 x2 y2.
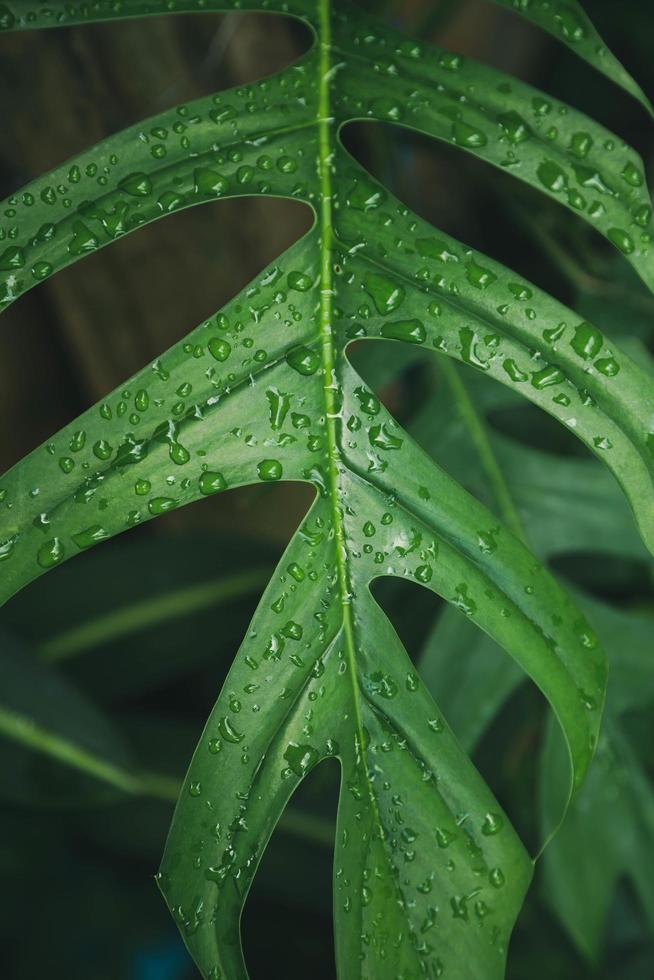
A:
40 567 269 663
277 807 335 849
0 705 146 795
438 358 528 545
0 704 335 846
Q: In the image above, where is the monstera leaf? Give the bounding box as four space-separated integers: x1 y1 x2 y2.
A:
491 0 654 119
412 357 654 961
1 1 653 977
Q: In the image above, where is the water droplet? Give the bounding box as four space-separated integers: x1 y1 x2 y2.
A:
454 583 476 615
347 177 387 211
364 272 405 315
68 221 98 256
569 131 593 159
503 359 528 382
366 671 398 700
489 868 505 889
537 160 567 192
607 228 635 255
370 96 403 121
571 321 602 359
459 327 489 370
498 110 530 143
482 812 504 836
634 204 651 228
72 525 109 549
369 423 403 451
208 337 232 362
218 716 244 743
287 271 312 291
531 366 565 389
199 471 227 495
466 260 497 290
284 742 319 777
148 496 177 514
621 161 643 187
555 6 586 41
37 538 65 568
119 172 152 197
287 562 305 582
578 688 597 710
451 120 487 148
508 282 533 301
436 828 455 848
0 535 17 562
286 345 320 375
0 245 25 270
135 389 149 412
595 356 619 377
380 319 425 344
281 620 303 640
416 237 458 263
257 459 282 481
266 387 291 430
194 167 229 196
0 5 16 29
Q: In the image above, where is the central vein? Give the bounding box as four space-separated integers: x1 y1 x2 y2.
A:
317 0 363 733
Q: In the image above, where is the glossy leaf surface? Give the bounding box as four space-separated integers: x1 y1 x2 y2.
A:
491 0 654 119
1 1 653 977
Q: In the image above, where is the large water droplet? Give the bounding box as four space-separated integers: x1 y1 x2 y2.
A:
257 459 283 481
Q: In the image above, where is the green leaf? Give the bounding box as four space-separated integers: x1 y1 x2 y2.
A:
2 3 654 291
491 0 654 120
0 630 145 804
540 716 654 960
418 603 522 754
2 532 272 699
3 0 654 976
410 363 652 563
540 597 654 959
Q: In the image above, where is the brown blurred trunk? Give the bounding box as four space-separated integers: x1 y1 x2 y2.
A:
0 13 307 454
0 2 544 542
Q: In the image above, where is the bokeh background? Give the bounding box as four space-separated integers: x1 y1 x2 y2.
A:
1 1 653 977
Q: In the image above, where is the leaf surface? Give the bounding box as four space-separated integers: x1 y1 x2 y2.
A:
1 1 653 976
540 598 654 959
0 630 140 804
491 0 654 120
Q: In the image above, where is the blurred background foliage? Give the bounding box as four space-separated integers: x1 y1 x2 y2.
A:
1 0 653 976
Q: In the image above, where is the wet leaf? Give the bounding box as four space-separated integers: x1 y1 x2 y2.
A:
492 0 654 120
2 1 653 977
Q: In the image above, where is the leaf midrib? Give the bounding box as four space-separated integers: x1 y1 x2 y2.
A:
317 9 425 966
317 0 361 733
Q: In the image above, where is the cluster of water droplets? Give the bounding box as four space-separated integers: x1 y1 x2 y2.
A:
330 8 653 282
3 1 646 974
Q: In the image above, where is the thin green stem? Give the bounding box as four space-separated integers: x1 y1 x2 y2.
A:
277 807 335 848
0 705 147 796
438 357 528 545
40 568 269 663
0 705 334 846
